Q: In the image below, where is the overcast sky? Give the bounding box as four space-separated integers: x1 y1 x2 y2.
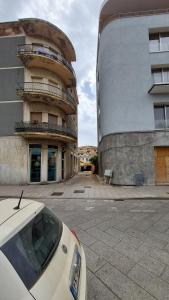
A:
0 0 103 146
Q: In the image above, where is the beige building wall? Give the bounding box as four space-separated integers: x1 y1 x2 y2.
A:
26 36 62 55
0 136 28 184
25 67 64 90
0 135 77 184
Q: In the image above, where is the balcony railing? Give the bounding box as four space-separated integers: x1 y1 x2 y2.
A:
17 82 76 108
17 44 76 79
15 121 77 140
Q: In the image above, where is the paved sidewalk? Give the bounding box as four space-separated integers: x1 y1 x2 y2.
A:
2 174 169 299
44 195 169 300
1 174 169 200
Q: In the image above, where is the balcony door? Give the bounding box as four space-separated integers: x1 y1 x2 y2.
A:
30 145 41 183
48 114 58 125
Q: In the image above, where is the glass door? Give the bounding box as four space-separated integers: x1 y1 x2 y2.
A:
48 146 57 181
62 151 65 180
30 145 41 182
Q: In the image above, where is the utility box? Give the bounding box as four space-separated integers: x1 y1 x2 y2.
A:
134 173 144 186
104 169 113 184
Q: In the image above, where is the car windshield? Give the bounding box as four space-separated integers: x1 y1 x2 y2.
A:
1 207 62 290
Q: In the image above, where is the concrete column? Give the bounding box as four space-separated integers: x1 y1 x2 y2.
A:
23 102 30 121
56 145 62 182
42 112 48 122
41 144 48 182
58 116 62 125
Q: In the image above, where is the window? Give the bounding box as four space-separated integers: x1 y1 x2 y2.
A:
29 145 41 183
163 69 169 82
48 114 58 125
152 68 169 84
31 112 42 123
62 119 66 128
48 146 57 181
154 106 169 129
1 208 62 290
161 33 169 51
149 33 160 52
31 76 43 83
149 32 169 52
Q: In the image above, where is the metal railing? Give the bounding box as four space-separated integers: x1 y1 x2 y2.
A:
16 82 76 108
15 121 77 139
17 44 76 79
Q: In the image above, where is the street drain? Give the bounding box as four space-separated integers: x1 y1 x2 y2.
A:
74 190 85 194
114 199 124 201
51 192 64 196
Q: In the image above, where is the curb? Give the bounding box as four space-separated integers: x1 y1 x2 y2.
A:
1 196 169 201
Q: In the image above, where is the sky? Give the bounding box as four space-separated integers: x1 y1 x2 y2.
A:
0 0 103 146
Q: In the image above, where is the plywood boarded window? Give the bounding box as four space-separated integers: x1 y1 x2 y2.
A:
155 147 169 184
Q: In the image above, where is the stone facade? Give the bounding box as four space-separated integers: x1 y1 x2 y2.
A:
0 136 28 184
99 131 169 185
97 1 169 185
0 19 78 184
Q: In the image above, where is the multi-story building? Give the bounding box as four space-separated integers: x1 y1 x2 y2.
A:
0 18 78 184
97 0 169 185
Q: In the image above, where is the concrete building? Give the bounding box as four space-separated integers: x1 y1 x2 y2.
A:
97 0 169 185
0 18 78 184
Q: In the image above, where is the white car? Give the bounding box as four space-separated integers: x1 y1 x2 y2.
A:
0 198 87 300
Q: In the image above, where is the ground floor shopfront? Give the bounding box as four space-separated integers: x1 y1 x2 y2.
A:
99 131 169 186
0 136 78 184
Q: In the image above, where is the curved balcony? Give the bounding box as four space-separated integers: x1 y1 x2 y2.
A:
17 44 76 86
16 82 76 114
15 121 77 143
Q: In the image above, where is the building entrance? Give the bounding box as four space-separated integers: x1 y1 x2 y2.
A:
30 145 41 182
48 146 57 181
155 147 169 184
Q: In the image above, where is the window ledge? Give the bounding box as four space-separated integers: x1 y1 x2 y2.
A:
149 83 169 94
149 50 169 54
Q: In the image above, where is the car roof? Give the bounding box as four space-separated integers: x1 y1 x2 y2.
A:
0 199 44 246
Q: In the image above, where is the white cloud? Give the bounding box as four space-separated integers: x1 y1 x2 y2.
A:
0 0 103 146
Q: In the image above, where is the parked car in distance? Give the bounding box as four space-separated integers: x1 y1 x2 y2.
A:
0 198 86 300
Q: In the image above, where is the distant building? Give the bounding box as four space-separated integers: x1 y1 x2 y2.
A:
78 146 97 165
97 0 169 185
0 18 78 184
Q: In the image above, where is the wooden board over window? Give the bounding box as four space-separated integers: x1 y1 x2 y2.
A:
155 147 169 184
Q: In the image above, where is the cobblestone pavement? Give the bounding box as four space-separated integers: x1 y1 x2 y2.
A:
2 174 169 299
42 196 169 300
30 175 169 300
